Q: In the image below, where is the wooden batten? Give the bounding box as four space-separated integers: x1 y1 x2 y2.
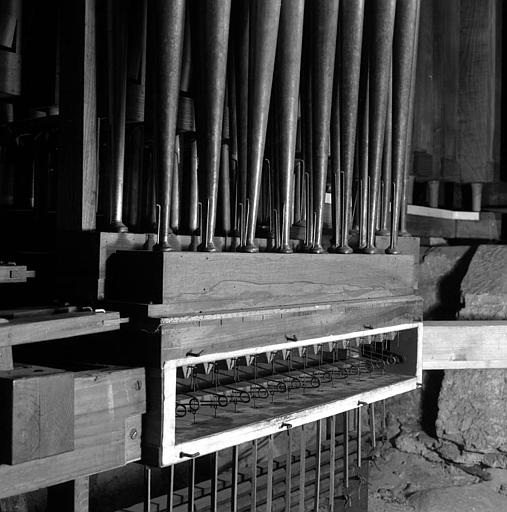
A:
108 252 417 316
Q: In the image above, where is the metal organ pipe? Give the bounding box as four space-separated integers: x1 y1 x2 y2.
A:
274 0 305 254
364 0 396 254
243 0 282 253
387 0 419 254
151 0 186 251
311 0 339 254
195 0 232 252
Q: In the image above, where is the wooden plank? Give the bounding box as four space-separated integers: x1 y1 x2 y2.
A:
0 311 125 348
407 204 479 221
57 0 97 231
154 295 422 361
0 365 145 498
109 252 417 315
423 321 507 369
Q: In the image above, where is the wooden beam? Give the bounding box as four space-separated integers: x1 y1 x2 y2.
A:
108 252 417 316
423 321 507 369
57 0 97 231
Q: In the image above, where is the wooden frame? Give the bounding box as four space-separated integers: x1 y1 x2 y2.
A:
158 322 422 466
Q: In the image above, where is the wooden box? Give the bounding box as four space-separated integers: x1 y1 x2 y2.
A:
0 364 74 465
108 252 417 316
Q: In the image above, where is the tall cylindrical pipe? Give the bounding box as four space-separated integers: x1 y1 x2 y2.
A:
311 0 339 254
387 0 419 254
195 0 232 251
364 0 396 254
151 0 186 251
275 0 305 254
243 0 282 253
335 0 365 253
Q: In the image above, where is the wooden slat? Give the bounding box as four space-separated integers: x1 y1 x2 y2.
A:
423 321 507 369
109 252 417 316
0 311 125 348
47 476 90 512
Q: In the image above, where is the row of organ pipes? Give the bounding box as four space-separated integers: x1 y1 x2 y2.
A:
100 0 420 255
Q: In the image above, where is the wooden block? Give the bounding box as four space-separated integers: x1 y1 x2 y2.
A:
0 365 74 465
0 365 145 499
0 347 12 370
423 320 507 370
108 251 417 315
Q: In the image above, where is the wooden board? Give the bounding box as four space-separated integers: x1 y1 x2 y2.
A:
423 321 507 369
147 295 422 362
108 251 417 315
0 310 126 348
407 204 479 221
0 365 145 499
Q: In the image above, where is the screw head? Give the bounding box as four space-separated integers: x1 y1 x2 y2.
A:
130 428 138 440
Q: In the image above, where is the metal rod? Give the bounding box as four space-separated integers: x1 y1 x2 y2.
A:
251 439 257 512
143 466 151 512
387 0 419 255
231 445 239 512
243 0 282 252
299 425 306 512
337 0 365 254
196 0 232 252
188 458 195 512
266 435 274 512
364 0 396 254
275 0 305 253
285 427 292 512
370 403 376 448
358 73 369 250
314 419 322 510
189 139 199 233
170 136 181 232
329 415 336 511
311 0 339 254
211 452 218 512
151 0 185 251
167 465 174 512
344 411 350 492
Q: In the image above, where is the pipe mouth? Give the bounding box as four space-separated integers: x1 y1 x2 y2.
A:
154 241 177 252
385 247 399 255
399 230 412 237
241 242 259 253
278 244 293 254
335 245 353 255
376 229 390 236
362 245 378 255
310 244 325 255
197 241 218 253
109 220 128 233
